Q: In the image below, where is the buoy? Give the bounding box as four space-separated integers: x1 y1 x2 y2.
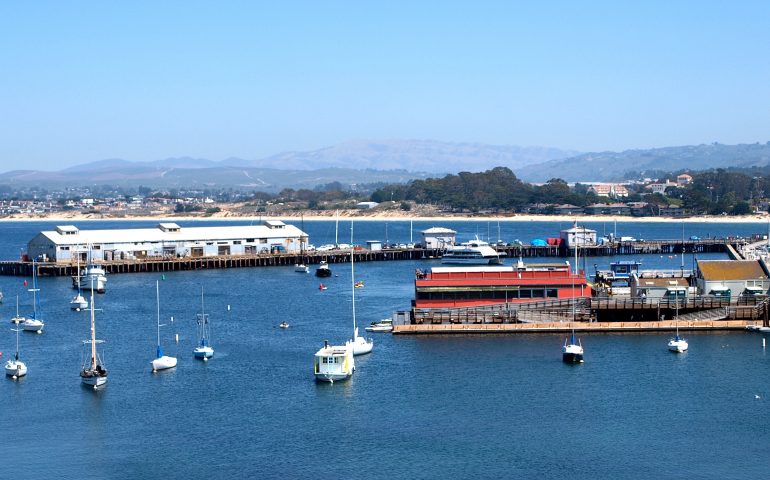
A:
763 338 766 348
12 375 17 380
37 330 42 335
203 357 208 362
227 305 231 311
175 333 179 344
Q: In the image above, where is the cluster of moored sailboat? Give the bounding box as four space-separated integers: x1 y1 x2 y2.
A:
4 265 215 387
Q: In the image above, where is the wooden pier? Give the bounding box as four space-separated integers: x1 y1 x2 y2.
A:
393 319 753 334
0 238 735 277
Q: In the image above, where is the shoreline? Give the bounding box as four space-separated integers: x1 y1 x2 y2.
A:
1 211 769 224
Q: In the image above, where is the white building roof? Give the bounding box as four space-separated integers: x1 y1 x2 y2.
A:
421 227 457 234
38 223 307 246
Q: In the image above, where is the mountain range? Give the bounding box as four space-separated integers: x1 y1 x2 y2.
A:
2 140 770 191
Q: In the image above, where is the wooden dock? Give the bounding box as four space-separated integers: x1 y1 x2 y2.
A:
393 319 754 334
0 238 736 277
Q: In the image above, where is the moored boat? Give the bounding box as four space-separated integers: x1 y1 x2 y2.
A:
313 340 354 383
151 280 177 372
295 264 309 273
5 325 27 379
315 261 332 277
193 288 214 360
365 319 393 332
441 238 505 265
80 284 107 388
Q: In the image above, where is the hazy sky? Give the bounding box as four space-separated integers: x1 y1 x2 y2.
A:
1 1 769 171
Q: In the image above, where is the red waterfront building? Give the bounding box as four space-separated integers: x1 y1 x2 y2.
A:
413 262 591 309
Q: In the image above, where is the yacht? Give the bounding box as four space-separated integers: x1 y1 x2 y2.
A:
74 264 107 294
80 286 108 388
441 238 505 265
313 340 354 383
5 326 27 379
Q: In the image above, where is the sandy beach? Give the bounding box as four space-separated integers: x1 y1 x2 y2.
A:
1 208 769 224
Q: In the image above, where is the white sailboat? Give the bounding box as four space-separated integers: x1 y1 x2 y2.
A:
151 280 177 372
667 289 688 353
10 295 25 324
346 237 372 355
314 340 354 383
193 288 214 360
71 252 89 310
22 262 44 334
80 284 107 388
562 243 584 363
4 325 27 379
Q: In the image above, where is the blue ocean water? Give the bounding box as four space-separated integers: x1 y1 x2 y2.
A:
1 219 769 479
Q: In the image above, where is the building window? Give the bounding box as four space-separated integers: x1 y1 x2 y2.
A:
233 240 241 245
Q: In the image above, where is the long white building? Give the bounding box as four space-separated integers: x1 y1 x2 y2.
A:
27 221 309 263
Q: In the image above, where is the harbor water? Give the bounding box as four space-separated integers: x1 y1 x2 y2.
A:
2 219 770 479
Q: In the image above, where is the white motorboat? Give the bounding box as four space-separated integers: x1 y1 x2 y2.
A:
5 325 27 379
441 238 505 265
80 284 108 388
314 340 354 383
279 321 290 329
193 288 214 360
151 280 177 372
294 264 309 273
22 264 44 333
365 319 393 332
74 263 107 294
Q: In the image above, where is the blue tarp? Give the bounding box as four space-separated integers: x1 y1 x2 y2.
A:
531 239 547 246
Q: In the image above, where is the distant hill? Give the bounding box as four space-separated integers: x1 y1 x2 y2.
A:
255 139 579 172
516 142 770 182
0 139 578 191
0 164 433 192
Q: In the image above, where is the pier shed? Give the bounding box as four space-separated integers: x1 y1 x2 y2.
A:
695 259 769 297
27 221 308 263
560 224 597 248
421 227 456 249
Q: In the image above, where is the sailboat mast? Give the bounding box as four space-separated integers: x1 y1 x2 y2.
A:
350 222 357 333
156 280 161 347
90 283 97 370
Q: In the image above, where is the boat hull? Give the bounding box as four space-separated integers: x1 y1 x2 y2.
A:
151 356 178 371
80 371 108 387
562 352 584 363
365 325 393 332
441 256 503 265
315 269 332 278
194 347 214 359
668 340 688 353
314 372 353 383
22 320 43 332
4 360 27 378
350 337 373 356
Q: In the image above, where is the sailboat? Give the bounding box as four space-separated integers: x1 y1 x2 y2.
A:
346 241 373 356
193 288 214 360
10 295 24 324
70 251 89 310
667 289 689 353
80 283 107 388
22 262 44 333
151 280 177 372
562 242 584 363
4 325 27 379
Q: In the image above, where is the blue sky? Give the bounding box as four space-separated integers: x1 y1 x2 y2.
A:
1 1 769 170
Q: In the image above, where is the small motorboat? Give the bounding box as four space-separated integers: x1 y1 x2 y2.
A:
354 281 364 288
365 319 393 332
294 264 309 273
319 283 327 291
71 293 89 311
315 261 332 278
279 321 290 329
